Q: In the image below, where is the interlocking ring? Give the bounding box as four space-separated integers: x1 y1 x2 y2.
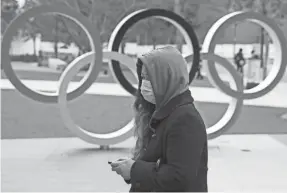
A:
2 5 287 144
58 51 136 145
185 53 244 139
203 11 287 99
108 8 200 96
1 5 103 103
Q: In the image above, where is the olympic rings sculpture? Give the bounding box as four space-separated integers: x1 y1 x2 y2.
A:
2 4 287 145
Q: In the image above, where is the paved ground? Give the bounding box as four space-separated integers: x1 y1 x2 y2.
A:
2 135 287 192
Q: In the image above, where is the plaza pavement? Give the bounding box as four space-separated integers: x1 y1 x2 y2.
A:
2 134 287 192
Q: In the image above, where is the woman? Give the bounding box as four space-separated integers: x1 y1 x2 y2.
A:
111 46 208 192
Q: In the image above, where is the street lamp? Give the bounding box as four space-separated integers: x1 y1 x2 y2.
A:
233 23 238 56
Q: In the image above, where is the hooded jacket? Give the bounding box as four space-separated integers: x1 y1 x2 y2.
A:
129 46 208 192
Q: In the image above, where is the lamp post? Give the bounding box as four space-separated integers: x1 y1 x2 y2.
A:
233 23 238 56
174 0 182 52
54 16 59 58
259 0 268 81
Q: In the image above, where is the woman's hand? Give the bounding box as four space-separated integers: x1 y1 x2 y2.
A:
111 159 135 180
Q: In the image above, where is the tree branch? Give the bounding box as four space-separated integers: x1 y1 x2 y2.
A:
64 0 80 12
99 14 107 39
57 16 83 51
62 0 74 9
123 0 135 12
89 0 97 21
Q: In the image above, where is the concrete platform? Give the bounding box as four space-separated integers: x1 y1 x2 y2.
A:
2 135 287 192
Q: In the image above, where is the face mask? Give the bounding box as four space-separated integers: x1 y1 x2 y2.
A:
141 80 156 104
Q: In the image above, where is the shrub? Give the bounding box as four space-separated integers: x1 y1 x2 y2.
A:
10 54 38 63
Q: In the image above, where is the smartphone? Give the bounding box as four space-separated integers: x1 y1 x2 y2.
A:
108 158 126 165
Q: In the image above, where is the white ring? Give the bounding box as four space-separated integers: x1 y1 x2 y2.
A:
203 11 287 99
1 5 103 103
58 51 137 145
186 53 244 139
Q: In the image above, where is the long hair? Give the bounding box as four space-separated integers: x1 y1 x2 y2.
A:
132 58 156 160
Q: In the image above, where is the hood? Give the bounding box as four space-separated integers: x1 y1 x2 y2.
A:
139 46 189 117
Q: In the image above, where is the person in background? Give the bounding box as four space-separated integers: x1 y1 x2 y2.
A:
110 46 208 192
196 46 204 80
234 48 246 74
250 49 259 60
196 62 204 80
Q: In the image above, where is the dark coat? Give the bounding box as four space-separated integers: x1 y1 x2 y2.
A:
127 90 208 192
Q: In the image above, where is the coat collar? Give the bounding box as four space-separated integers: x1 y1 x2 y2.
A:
149 89 194 131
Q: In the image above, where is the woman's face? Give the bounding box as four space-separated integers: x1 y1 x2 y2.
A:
140 65 156 104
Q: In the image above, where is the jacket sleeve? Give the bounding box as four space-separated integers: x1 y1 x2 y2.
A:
130 115 206 191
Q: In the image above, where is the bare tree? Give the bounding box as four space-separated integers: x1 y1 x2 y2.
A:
173 0 201 52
